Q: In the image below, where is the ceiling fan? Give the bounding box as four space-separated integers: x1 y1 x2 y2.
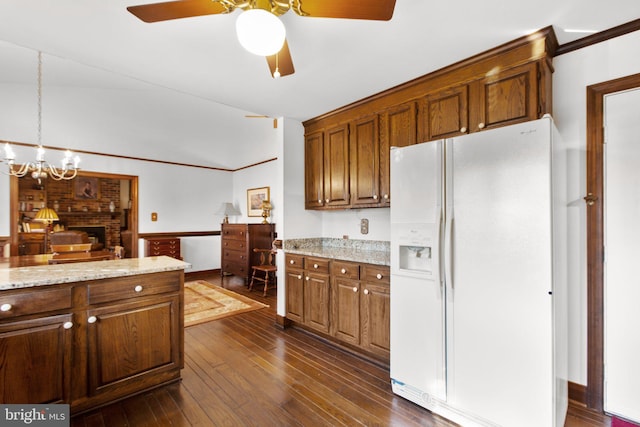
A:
127 0 397 78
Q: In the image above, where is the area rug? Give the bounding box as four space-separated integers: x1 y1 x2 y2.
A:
613 416 640 427
184 280 268 327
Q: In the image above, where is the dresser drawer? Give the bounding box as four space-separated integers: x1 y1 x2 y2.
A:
331 261 360 280
222 239 246 251
361 264 390 284
305 257 330 274
147 238 180 246
88 272 180 305
0 286 73 320
222 249 247 263
221 260 249 276
221 226 248 241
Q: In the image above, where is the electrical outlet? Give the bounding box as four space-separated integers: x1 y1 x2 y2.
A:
360 218 369 234
151 212 158 221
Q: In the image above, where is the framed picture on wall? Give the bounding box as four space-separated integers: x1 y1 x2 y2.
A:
74 177 100 199
247 186 269 217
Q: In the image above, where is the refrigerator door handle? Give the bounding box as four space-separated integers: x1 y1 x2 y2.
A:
437 205 445 295
445 216 454 291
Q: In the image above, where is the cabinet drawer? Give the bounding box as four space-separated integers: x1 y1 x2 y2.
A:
306 257 330 274
221 226 248 240
222 249 247 263
222 261 248 275
361 264 390 284
285 254 304 269
331 261 360 280
88 272 180 305
222 239 246 251
147 239 180 246
0 286 73 320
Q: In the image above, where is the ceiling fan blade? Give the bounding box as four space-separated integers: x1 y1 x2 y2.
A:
127 0 228 23
297 0 396 21
266 40 295 78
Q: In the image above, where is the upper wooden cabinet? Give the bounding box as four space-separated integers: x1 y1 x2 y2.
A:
303 27 557 210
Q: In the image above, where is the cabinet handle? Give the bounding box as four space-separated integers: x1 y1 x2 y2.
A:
364 289 370 295
63 321 74 330
352 287 358 293
134 285 143 293
341 268 347 274
376 273 383 280
297 275 302 280
373 194 378 200
478 122 485 129
460 127 467 133
0 303 12 312
313 263 319 269
88 316 97 324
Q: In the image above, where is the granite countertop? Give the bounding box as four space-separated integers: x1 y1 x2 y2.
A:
283 238 390 266
0 256 191 290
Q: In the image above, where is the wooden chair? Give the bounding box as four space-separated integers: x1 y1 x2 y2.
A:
249 248 277 296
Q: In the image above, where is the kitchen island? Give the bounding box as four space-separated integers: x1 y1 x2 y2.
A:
0 256 190 414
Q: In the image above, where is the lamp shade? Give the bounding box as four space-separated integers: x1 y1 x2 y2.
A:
236 9 286 56
216 203 241 216
34 207 59 224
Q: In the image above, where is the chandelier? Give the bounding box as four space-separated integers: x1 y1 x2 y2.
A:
2 51 80 181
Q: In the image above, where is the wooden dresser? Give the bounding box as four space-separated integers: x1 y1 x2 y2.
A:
221 223 276 283
145 237 181 259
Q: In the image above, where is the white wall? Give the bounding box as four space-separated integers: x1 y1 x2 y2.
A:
554 29 640 386
1 144 234 273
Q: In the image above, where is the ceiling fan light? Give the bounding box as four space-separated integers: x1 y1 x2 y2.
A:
236 9 286 56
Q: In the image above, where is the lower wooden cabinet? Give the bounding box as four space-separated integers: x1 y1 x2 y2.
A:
0 270 184 414
285 253 390 361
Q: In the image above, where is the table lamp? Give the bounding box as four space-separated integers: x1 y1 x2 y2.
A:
34 207 59 253
216 202 241 224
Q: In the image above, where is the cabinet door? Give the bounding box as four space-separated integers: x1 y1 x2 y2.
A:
361 282 390 358
304 272 330 333
419 85 469 141
379 101 417 205
470 62 538 132
285 268 304 323
350 115 381 207
324 124 351 208
87 295 181 397
332 277 360 345
0 314 72 404
304 131 325 209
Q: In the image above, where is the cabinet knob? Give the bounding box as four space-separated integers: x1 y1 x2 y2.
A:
134 285 143 293
376 273 383 280
478 122 485 129
305 276 310 281
325 198 329 203
0 303 12 312
373 194 378 200
352 287 358 293
318 199 322 204
290 259 295 264
460 127 467 133
341 268 347 274
297 275 302 280
383 194 389 200
364 289 370 295
313 263 319 269
63 321 74 330
88 316 97 324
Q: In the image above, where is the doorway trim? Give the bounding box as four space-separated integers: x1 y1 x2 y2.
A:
9 170 139 257
586 72 640 410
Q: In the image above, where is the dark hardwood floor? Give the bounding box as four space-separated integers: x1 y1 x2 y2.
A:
71 272 612 427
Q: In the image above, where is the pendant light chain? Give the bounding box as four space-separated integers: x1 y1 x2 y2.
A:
37 51 42 147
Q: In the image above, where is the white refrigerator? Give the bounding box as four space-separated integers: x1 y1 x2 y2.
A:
390 117 568 427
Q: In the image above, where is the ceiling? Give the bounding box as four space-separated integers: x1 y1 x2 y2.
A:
0 0 638 169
